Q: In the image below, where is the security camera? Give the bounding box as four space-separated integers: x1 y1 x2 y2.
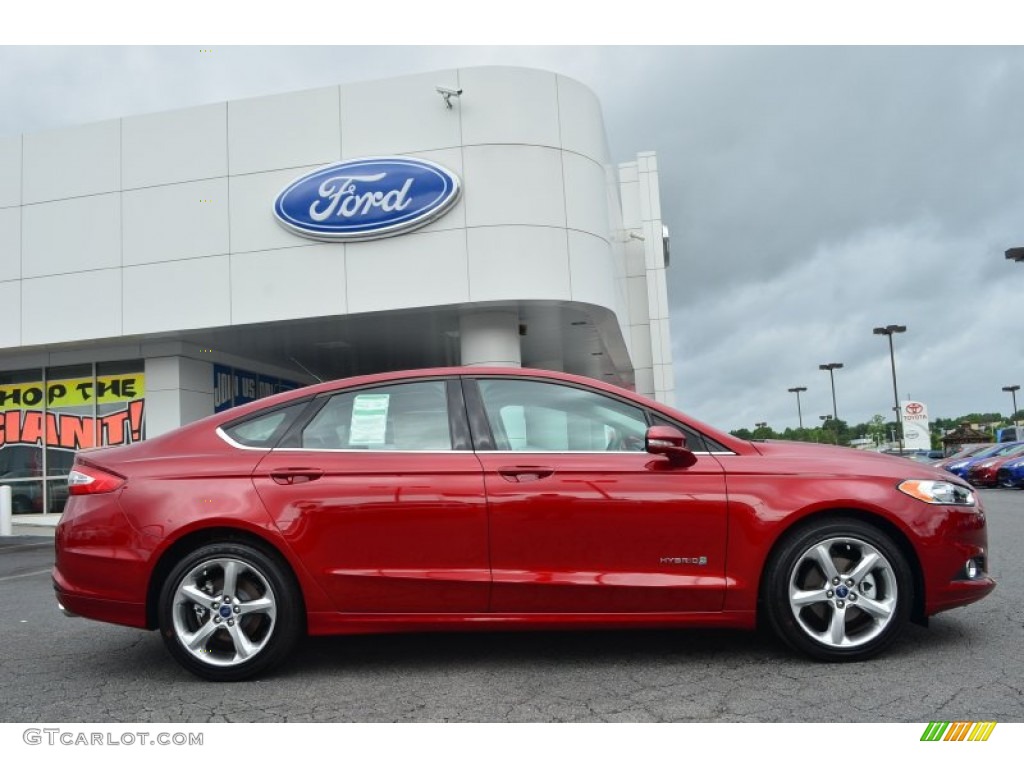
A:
436 86 463 108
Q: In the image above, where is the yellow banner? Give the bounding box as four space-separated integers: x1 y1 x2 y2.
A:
0 374 145 410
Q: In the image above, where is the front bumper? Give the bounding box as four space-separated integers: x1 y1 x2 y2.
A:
921 503 996 615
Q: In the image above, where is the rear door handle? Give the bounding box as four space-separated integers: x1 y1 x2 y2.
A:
498 466 554 482
269 468 324 485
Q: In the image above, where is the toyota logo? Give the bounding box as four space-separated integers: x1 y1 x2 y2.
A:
906 403 924 415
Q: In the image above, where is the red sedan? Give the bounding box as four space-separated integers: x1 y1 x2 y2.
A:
54 368 994 681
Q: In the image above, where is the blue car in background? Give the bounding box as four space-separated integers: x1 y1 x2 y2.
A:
997 455 1024 489
943 441 1024 479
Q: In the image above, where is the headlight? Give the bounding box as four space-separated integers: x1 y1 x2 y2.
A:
898 479 976 505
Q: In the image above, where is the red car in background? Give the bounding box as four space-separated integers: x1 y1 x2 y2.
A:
966 442 1024 487
54 368 994 681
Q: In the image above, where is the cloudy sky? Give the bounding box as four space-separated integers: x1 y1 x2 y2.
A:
1 40 1022 432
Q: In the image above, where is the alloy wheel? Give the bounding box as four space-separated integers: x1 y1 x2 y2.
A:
170 557 278 668
787 536 898 649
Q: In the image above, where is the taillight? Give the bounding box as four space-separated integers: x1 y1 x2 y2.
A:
67 466 125 495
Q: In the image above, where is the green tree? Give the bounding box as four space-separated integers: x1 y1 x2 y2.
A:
867 414 887 446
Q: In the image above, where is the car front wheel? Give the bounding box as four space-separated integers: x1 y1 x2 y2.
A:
764 518 912 661
158 542 302 682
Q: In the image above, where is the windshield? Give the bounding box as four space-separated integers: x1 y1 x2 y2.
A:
973 442 1024 460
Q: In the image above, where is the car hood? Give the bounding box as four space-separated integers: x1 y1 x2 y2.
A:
747 440 959 482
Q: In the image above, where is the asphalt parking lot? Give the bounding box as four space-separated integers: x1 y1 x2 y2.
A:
1 489 1021 723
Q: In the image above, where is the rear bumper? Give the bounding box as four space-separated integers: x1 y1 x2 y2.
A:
52 572 148 628
53 494 155 630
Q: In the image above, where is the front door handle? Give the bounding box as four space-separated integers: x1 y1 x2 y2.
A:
269 468 324 485
498 466 555 483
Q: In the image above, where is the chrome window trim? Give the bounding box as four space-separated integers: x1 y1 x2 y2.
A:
217 427 738 457
477 450 732 456
270 447 470 454
216 427 272 451
266 448 731 456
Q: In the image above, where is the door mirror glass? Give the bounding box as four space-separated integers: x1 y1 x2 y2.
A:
645 425 697 466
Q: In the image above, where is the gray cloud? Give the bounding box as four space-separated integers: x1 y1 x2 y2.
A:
2 46 1021 431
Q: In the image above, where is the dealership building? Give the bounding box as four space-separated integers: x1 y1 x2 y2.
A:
0 65 674 514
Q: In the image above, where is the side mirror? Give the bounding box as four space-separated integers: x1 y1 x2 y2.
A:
645 425 697 467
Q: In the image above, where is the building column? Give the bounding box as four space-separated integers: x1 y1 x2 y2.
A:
459 311 521 367
144 356 215 436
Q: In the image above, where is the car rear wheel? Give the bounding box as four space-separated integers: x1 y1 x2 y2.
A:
158 542 302 682
997 470 1016 489
764 518 912 661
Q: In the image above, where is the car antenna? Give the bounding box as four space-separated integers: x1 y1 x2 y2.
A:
288 356 324 383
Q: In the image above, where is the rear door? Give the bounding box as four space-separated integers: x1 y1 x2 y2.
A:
253 378 490 613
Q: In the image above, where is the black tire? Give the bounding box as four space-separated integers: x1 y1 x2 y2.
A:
997 470 1016 489
763 517 912 661
158 541 303 682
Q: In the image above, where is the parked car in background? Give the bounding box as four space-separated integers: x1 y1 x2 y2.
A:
933 444 993 470
943 442 1024 479
996 455 1024 489
996 426 1024 443
907 450 944 463
54 367 995 681
966 443 1024 487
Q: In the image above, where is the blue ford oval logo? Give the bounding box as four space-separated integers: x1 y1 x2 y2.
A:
273 157 461 242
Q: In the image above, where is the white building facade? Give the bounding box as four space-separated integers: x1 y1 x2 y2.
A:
0 66 673 514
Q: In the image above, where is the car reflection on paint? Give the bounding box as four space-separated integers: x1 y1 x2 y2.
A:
54 368 995 681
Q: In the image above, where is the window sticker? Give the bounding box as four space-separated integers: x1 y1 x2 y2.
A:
350 394 390 445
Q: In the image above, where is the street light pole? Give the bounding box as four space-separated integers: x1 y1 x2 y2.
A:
818 362 844 424
1004 385 1021 426
788 386 807 431
873 324 907 452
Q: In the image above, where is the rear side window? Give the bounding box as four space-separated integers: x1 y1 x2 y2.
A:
222 402 309 448
301 380 451 451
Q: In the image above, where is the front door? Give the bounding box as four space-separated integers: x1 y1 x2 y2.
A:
469 377 729 614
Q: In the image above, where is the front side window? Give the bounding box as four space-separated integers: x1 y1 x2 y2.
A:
302 380 451 451
476 379 648 452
